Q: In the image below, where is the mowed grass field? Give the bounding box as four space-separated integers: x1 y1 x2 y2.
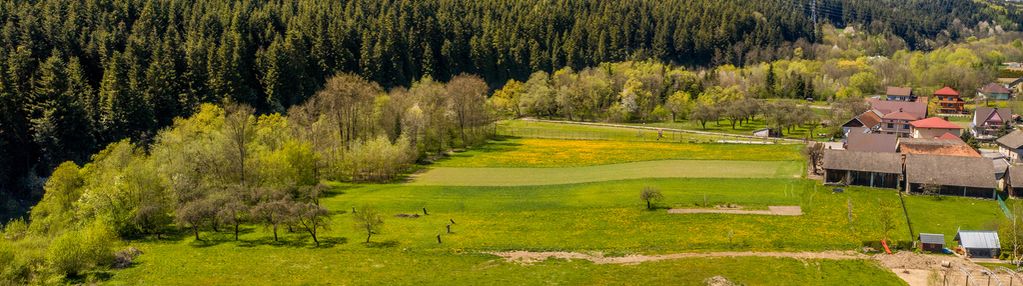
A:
495 120 790 144
413 160 802 186
435 138 803 168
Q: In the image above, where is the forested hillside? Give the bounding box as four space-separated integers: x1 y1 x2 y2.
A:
0 0 1019 214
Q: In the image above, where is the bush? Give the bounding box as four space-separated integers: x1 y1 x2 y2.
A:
47 223 116 277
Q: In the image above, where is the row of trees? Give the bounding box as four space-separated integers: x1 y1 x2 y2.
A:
0 73 491 283
0 0 1017 204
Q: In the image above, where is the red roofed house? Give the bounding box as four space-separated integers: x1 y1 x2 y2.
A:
910 117 962 139
934 87 965 114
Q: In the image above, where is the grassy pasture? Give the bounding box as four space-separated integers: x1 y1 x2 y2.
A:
434 138 803 168
495 120 785 143
106 178 914 285
413 160 802 186
108 245 904 285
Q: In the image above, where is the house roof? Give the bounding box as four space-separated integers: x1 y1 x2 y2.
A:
846 132 898 153
842 111 882 129
910 117 960 129
980 83 1012 94
822 150 903 174
897 138 980 157
973 107 1012 127
905 154 997 189
997 130 1023 149
938 133 962 140
1009 164 1023 181
919 233 945 245
994 159 1010 178
934 87 960 96
868 98 928 120
887 86 913 96
954 231 1000 250
883 112 921 121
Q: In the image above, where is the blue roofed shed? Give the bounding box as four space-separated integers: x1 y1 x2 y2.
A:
954 230 1001 258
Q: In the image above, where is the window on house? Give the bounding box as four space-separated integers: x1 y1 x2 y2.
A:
887 123 894 128
903 124 910 129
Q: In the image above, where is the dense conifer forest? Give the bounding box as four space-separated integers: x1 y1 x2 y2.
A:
0 0 1019 214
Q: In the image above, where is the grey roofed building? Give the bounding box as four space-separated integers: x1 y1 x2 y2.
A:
919 233 945 244
822 150 903 174
845 131 898 153
822 150 903 188
996 130 1023 149
954 230 1001 258
905 154 998 198
1005 164 1023 197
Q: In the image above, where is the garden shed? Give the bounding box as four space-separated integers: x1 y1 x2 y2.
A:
954 230 1001 258
918 233 945 252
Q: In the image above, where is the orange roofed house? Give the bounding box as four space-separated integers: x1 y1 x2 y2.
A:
934 87 965 114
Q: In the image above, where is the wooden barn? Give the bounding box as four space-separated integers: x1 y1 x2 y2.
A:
822 150 903 189
905 154 998 198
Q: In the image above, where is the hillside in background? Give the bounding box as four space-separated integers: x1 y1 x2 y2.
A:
0 0 1020 218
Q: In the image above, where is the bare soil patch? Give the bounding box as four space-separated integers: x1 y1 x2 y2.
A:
873 252 1021 286
667 206 802 216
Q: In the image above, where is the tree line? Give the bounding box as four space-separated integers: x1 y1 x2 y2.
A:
0 73 491 283
0 0 1018 205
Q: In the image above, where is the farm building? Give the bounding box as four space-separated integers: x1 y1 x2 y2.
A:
978 83 1013 101
841 111 882 137
845 130 897 153
908 117 961 139
1004 164 1023 197
971 107 1013 140
822 150 902 188
996 130 1023 163
954 231 1001 258
752 128 781 138
886 86 916 101
918 233 945 253
905 154 998 198
896 137 980 157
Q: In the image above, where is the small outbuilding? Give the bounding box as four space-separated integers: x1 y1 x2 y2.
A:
955 230 1001 258
918 233 945 253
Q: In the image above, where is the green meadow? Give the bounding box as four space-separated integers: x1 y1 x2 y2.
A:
101 126 1005 285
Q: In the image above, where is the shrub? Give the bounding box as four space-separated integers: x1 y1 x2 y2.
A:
47 223 116 277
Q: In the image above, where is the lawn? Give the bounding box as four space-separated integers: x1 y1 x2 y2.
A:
413 160 803 186
434 138 804 168
627 118 820 141
108 245 904 285
904 194 1006 245
105 178 915 285
495 120 776 143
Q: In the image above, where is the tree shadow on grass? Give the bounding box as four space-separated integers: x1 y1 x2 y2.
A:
363 240 400 248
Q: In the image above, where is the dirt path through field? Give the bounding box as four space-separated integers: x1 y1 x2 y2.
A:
667 206 802 216
487 250 865 265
